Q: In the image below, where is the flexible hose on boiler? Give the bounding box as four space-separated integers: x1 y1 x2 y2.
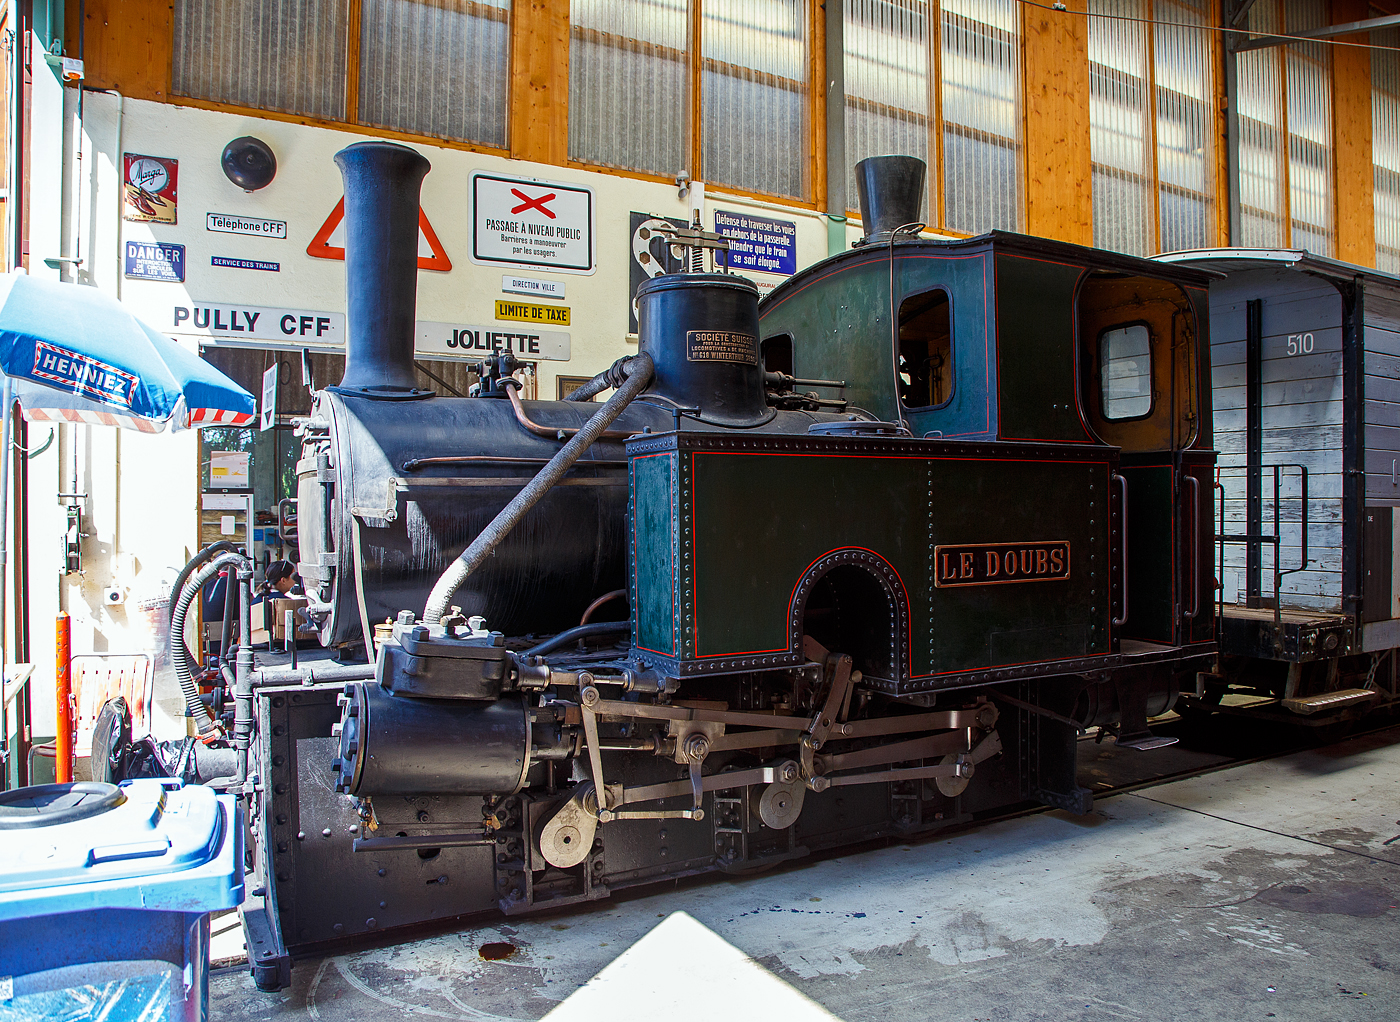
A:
563 355 636 402
171 551 250 740
423 352 655 624
167 541 238 667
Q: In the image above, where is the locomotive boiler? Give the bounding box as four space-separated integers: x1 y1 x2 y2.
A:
236 142 1218 990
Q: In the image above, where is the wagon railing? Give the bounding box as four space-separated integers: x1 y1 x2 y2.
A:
1214 463 1310 639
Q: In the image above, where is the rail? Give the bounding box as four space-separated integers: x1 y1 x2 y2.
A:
1215 463 1309 638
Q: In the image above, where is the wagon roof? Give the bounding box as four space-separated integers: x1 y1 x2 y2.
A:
1154 247 1400 290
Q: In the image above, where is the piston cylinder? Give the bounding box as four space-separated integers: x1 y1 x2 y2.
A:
332 683 530 795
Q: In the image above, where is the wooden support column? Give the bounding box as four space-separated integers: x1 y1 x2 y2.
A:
1021 0 1093 245
1332 0 1375 267
70 0 171 101
510 0 570 166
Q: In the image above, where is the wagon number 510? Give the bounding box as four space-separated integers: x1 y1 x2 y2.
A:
1286 333 1315 355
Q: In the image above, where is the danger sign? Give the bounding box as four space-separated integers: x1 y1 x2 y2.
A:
307 198 452 271
471 172 594 274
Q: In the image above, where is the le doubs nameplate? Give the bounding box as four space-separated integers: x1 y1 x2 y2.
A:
933 542 1071 587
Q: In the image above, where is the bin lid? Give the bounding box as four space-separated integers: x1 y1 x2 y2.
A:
0 779 224 893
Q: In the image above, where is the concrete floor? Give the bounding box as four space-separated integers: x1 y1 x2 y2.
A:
211 725 1400 1021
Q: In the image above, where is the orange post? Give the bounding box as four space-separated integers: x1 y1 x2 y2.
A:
55 612 72 783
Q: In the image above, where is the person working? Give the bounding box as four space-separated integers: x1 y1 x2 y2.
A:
265 560 302 596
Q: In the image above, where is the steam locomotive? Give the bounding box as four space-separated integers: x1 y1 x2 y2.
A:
221 143 1228 989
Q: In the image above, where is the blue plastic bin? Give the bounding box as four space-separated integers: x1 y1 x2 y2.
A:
0 779 244 1021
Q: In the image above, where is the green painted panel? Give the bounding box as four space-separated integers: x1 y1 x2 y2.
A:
685 448 1112 678
761 257 901 422
632 453 678 656
994 255 1087 442
1120 461 1177 645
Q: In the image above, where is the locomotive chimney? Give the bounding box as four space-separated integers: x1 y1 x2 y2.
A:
332 141 431 397
854 155 927 245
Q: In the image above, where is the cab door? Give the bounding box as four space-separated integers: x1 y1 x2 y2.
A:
1081 274 1212 648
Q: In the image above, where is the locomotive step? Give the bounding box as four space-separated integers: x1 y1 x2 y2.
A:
1281 688 1380 715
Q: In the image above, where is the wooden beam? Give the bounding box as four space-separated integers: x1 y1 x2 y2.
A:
1332 0 1376 267
1021 0 1092 245
509 0 570 165
810 0 826 211
70 0 171 102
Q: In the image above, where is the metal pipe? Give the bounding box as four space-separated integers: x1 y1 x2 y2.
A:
424 353 655 624
235 567 253 784
250 661 377 687
522 621 629 658
54 611 71 782
506 382 636 441
579 590 627 626
170 552 248 739
563 372 612 402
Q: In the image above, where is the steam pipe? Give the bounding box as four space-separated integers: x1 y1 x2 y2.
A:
424 352 655 623
332 142 432 398
170 552 249 740
523 621 629 657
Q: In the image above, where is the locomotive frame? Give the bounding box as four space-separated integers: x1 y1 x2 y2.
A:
231 146 1241 990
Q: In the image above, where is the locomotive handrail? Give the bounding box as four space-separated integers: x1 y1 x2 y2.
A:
1183 474 1201 620
1112 474 1129 628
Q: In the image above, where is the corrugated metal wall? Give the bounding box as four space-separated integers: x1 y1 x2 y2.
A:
1089 0 1152 256
358 0 511 147
843 0 1021 233
1235 0 1334 255
940 0 1022 233
1283 0 1333 256
1374 31 1400 274
569 0 690 176
843 0 930 222
174 0 511 148
1153 0 1215 253
702 0 811 199
1237 1 1287 248
1088 0 1215 256
173 0 351 120
567 0 810 198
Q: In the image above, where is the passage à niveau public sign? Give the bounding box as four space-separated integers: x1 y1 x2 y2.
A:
471 173 595 275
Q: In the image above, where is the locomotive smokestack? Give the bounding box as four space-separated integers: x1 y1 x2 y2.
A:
332 141 431 397
854 155 927 245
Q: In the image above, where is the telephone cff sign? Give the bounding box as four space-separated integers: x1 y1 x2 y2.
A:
472 173 595 274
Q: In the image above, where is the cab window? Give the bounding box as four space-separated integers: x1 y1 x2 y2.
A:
898 289 952 409
1099 323 1152 420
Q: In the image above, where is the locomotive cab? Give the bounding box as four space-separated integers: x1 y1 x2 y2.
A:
760 228 1217 682
1077 271 1214 652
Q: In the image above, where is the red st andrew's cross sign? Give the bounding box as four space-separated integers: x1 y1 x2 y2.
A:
511 188 556 219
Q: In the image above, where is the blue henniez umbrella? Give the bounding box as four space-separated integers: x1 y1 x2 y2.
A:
0 271 256 769
0 271 256 432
